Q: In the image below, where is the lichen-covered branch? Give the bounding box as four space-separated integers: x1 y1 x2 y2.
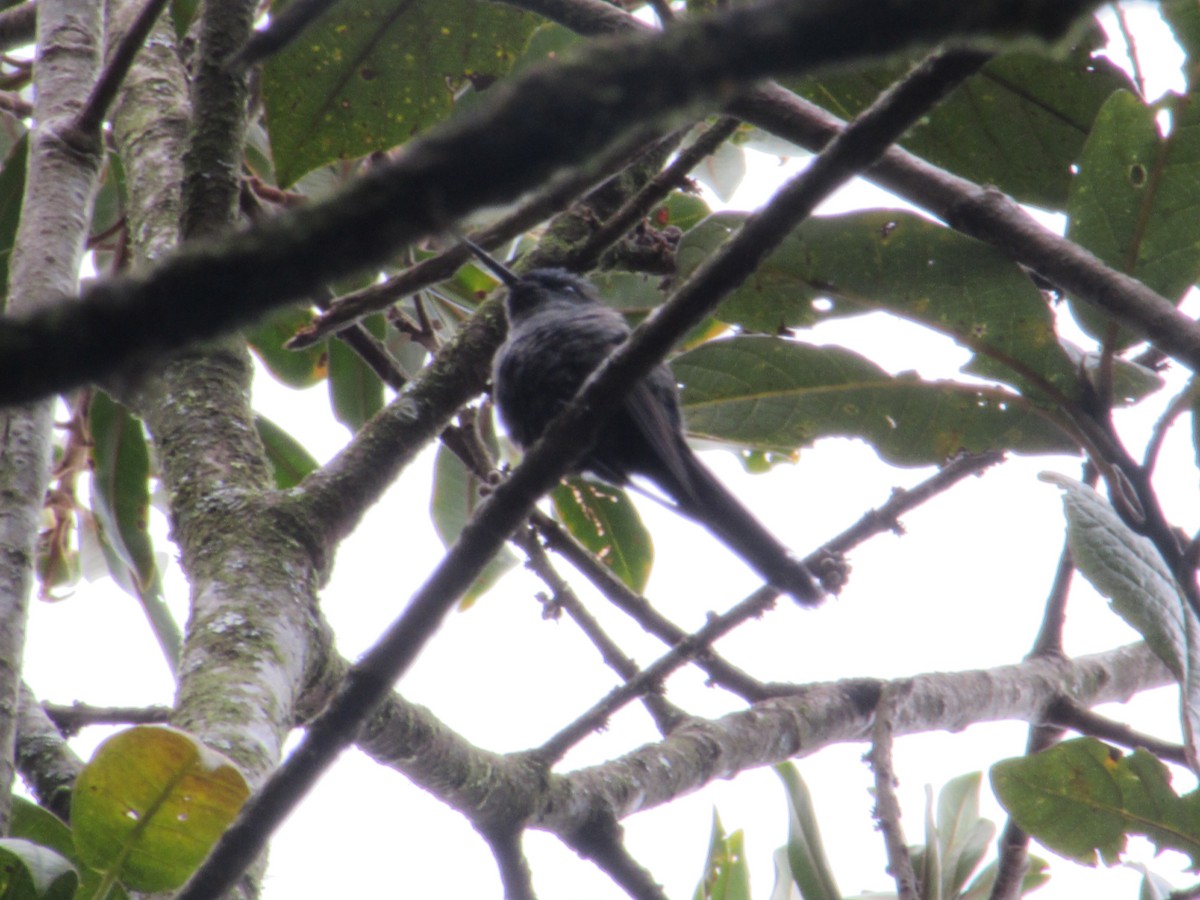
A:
0 0 104 833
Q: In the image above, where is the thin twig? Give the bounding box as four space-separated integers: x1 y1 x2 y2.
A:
1113 3 1147 100
868 684 918 900
1144 380 1196 474
289 125 675 349
1048 697 1189 766
536 451 1005 759
515 526 688 735
41 701 172 736
566 115 742 273
533 510 775 701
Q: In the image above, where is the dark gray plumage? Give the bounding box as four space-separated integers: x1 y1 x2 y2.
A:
474 249 821 605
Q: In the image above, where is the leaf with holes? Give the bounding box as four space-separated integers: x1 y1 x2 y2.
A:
673 337 1077 466
552 478 652 593
1066 89 1200 346
262 0 540 185
785 32 1131 209
71 726 250 893
991 738 1200 868
680 211 1090 403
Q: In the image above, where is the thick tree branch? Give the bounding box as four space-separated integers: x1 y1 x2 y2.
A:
541 642 1168 833
0 0 104 834
15 685 83 823
516 527 688 735
0 0 1104 407
347 642 1170 853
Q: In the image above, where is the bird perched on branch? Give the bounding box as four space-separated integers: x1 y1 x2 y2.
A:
461 237 822 605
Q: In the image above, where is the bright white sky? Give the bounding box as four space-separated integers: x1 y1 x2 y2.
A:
19 3 1200 898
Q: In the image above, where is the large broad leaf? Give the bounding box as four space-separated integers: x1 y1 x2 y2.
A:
430 443 516 606
1043 473 1200 769
680 211 1162 406
262 0 540 185
673 337 1077 466
991 738 1200 868
1066 89 1200 346
785 34 1132 209
71 726 250 893
551 478 653 594
680 211 1084 402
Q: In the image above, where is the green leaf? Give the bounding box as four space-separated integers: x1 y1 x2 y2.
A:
660 190 713 233
1042 473 1200 767
1066 89 1200 345
551 478 652 594
254 414 320 489
0 839 77 900
430 443 516 606
169 0 199 39
1162 0 1200 75
88 392 157 594
71 726 250 893
773 763 841 900
328 315 385 431
693 811 752 900
785 35 1132 209
991 738 1200 869
247 307 328 388
933 773 995 896
679 211 1086 404
262 0 540 185
673 337 1077 466
0 134 28 301
11 797 128 900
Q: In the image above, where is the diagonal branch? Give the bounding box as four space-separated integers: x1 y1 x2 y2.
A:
0 0 1108 407
175 32 1004 899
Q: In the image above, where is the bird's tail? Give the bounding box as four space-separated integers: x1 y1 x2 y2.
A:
668 447 822 606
